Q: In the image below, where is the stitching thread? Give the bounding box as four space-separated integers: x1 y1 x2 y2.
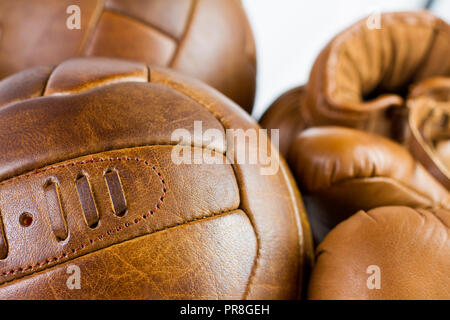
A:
0 156 167 279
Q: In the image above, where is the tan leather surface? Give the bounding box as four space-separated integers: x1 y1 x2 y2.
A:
257 10 450 300
0 78 225 181
0 0 103 77
407 79 450 189
104 0 193 40
150 67 313 298
409 76 450 101
260 11 450 152
0 146 239 285
0 57 311 299
0 211 257 300
0 0 256 112
280 157 314 298
44 57 149 96
288 126 450 242
259 86 309 157
305 11 450 139
436 140 450 170
168 0 257 114
308 206 450 300
0 66 54 109
85 10 178 67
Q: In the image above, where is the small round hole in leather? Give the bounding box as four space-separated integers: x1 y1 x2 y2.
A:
19 212 33 228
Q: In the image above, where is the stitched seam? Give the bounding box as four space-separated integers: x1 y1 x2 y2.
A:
168 0 198 67
418 208 450 229
40 66 57 97
79 0 106 56
1 143 226 184
311 176 436 205
240 205 259 300
155 80 262 300
0 210 241 287
0 156 167 279
280 162 307 299
408 26 439 83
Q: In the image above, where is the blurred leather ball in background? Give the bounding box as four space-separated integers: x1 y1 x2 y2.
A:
0 0 257 113
0 57 312 299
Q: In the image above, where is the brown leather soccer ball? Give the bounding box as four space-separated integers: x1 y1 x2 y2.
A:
0 0 256 113
0 57 312 299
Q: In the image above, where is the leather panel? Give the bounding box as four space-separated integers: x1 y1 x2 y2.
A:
0 211 256 299
171 0 256 112
44 57 148 96
308 206 450 300
0 80 225 181
0 0 103 79
104 0 193 40
0 146 239 286
0 66 54 109
151 67 312 299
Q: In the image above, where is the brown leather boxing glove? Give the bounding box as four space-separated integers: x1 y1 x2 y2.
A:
260 11 450 154
308 206 450 300
288 126 450 243
0 0 256 112
0 57 312 299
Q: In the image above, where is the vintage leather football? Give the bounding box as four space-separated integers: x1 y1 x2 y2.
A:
0 57 312 299
308 206 450 300
0 0 256 112
260 11 450 154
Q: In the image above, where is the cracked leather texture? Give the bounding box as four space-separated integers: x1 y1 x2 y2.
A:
256 11 450 300
0 57 312 299
260 11 450 151
259 86 308 157
0 0 256 112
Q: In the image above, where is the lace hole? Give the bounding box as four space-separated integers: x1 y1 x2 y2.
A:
19 212 33 227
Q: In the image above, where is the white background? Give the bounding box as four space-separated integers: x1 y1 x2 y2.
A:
242 0 450 119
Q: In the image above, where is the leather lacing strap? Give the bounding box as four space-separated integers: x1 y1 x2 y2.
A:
408 99 450 189
45 169 128 241
0 156 166 280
